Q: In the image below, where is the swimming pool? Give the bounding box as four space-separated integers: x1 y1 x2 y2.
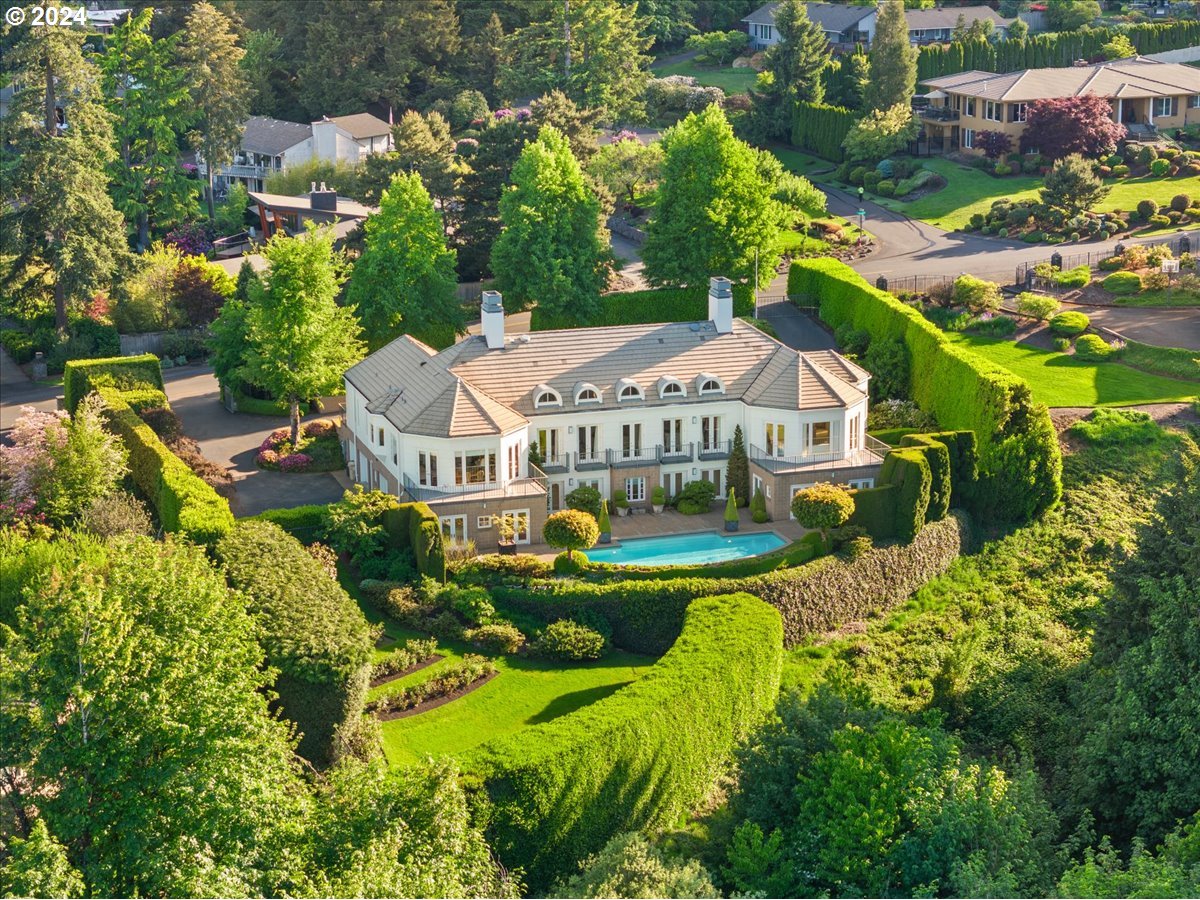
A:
584 530 788 567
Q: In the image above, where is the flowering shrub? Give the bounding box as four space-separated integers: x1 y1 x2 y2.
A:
163 222 214 258
279 452 313 472
494 107 514 119
612 129 639 143
256 448 280 467
303 420 336 439
516 107 531 121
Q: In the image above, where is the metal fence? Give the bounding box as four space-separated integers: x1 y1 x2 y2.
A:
873 274 955 295
1014 233 1193 287
755 294 818 316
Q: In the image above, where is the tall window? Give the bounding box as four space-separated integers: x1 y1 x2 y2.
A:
418 451 437 487
701 415 721 450
578 425 599 461
625 477 646 502
537 428 559 461
663 418 683 453
965 97 976 117
622 423 642 458
849 414 860 451
984 100 1001 122
1011 102 1028 123
765 423 785 457
962 128 974 149
507 444 520 480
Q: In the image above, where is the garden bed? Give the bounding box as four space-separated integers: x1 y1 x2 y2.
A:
256 419 344 472
374 670 499 721
369 653 444 688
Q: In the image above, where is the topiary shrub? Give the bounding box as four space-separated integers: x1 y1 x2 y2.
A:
790 483 855 549
875 179 896 197
1049 311 1090 336
1016 293 1060 320
1112 164 1130 177
1139 145 1158 165
543 509 600 562
750 485 769 524
1103 270 1143 294
1098 254 1125 270
849 165 868 185
1148 214 1171 227
466 621 526 655
1150 158 1171 177
1074 333 1117 361
997 227 1009 238
532 618 608 661
994 162 1013 176
1137 199 1159 220
1170 193 1191 213
1053 336 1071 352
862 170 882 190
554 551 586 577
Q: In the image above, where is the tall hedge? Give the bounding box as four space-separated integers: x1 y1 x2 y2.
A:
96 386 234 546
467 592 783 890
215 520 374 766
492 513 968 648
790 101 856 162
530 283 754 331
900 434 952 522
881 448 933 542
64 354 164 413
788 259 1061 521
407 502 445 582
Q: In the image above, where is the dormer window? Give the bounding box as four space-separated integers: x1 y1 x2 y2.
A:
696 373 725 395
533 384 562 408
657 376 686 399
616 379 644 402
574 382 601 405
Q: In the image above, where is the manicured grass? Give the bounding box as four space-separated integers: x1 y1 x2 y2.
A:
872 157 1040 231
1121 340 1200 380
770 146 833 176
345 574 656 768
652 58 758 94
1113 287 1200 307
943 332 1199 407
1099 174 1200 214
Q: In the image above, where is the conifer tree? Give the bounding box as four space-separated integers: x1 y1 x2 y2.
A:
727 425 751 508
864 1 917 113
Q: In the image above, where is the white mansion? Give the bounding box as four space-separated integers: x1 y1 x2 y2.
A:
342 278 886 549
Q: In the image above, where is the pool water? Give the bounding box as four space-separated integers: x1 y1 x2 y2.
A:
584 530 788 567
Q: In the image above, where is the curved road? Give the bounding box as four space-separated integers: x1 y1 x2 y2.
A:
822 185 1200 350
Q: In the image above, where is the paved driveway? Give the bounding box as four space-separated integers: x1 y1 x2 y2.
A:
164 367 345 516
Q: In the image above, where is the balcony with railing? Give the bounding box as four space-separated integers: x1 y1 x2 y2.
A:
658 441 694 464
697 439 732 461
539 452 570 474
749 435 889 475
575 452 607 472
607 446 660 468
919 106 960 123
402 463 548 504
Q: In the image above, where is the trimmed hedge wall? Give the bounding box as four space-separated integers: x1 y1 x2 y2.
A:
466 592 783 890
790 101 855 162
64 354 164 413
899 434 951 521
493 513 968 649
406 502 446 582
253 504 327 538
530 284 754 331
215 520 374 766
881 448 933 542
788 259 1061 522
96 386 234 546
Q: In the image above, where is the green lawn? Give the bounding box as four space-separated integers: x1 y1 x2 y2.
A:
1113 287 1200 307
943 332 1199 407
770 146 833 177
652 58 758 94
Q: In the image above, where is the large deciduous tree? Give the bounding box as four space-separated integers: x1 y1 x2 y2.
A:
491 126 609 322
101 8 199 250
0 21 130 331
179 1 251 222
864 0 917 113
842 102 919 162
587 134 663 208
1046 0 1101 31
643 106 785 288
347 172 463 350
501 0 653 121
1020 94 1126 161
240 224 365 442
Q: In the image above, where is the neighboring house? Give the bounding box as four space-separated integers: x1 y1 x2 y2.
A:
918 56 1200 154
83 4 132 33
341 278 886 550
248 186 375 241
741 3 1012 51
204 112 393 194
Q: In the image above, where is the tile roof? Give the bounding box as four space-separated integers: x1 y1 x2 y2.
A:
922 56 1200 101
322 112 392 139
349 320 870 440
240 116 312 156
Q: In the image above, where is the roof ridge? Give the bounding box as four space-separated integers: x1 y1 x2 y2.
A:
1001 68 1030 101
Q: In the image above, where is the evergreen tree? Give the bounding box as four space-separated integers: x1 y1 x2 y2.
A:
360 110 461 207
501 0 653 121
643 106 785 288
864 0 917 113
234 256 261 302
179 2 251 221
240 28 284 116
767 0 831 106
0 19 130 331
456 115 531 279
348 172 463 350
529 89 603 166
101 8 200 249
491 126 608 322
464 11 508 105
727 425 751 507
241 224 365 442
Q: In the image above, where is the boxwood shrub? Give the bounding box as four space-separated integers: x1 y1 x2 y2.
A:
1103 270 1142 294
466 592 783 890
64 353 164 413
96 386 234 546
530 283 753 331
788 259 1061 522
215 520 374 766
1049 311 1090 336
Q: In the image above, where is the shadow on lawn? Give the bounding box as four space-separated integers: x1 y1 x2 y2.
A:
526 681 633 725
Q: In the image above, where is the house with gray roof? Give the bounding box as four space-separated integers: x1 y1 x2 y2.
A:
742 3 1014 51
342 278 886 549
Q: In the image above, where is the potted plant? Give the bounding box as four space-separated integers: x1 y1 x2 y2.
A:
491 514 517 556
724 488 739 532
598 499 612 543
614 489 630 517
651 485 666 514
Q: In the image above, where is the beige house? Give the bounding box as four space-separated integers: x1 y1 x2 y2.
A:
918 56 1200 154
341 279 886 551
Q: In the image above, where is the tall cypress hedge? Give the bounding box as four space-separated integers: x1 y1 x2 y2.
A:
215 520 374 766
64 354 164 413
790 101 856 162
788 259 1061 522
466 592 783 891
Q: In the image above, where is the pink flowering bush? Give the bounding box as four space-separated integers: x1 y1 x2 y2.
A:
256 420 342 472
303 420 336 439
494 108 514 120
256 448 280 468
613 129 639 143
279 453 313 473
0 406 68 523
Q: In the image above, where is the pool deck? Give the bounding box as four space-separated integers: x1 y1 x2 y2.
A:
524 507 813 560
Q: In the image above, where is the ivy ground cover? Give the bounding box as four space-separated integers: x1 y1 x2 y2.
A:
944 332 1199 407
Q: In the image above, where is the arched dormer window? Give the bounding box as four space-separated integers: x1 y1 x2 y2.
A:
533 384 562 408
574 382 601 405
616 378 644 402
696 373 725 395
656 375 686 400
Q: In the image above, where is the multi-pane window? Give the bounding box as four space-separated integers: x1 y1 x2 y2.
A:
662 418 683 453
1011 102 1028 123
625 477 646 502
418 451 437 487
622 423 642 458
961 128 974 149
1153 97 1177 117
965 97 976 117
812 422 832 449
454 451 496 485
701 416 721 449
984 100 1001 122
578 425 599 462
765 423 785 457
